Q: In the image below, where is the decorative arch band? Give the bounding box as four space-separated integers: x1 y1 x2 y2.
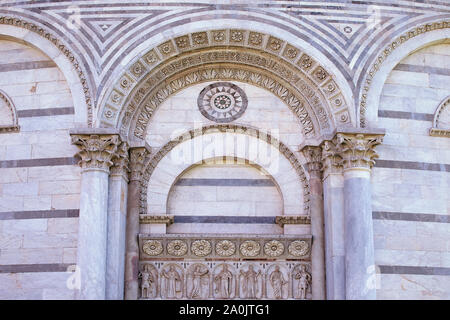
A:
139 124 311 216
100 29 352 140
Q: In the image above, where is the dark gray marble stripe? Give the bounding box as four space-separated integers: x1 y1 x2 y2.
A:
0 157 77 168
379 265 450 276
0 263 73 274
0 60 56 72
374 160 450 172
175 178 275 187
394 63 450 76
174 216 276 224
373 211 450 223
0 209 79 220
17 107 74 118
378 110 434 121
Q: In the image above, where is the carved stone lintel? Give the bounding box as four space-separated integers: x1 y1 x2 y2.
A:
129 146 151 182
70 133 121 173
335 132 383 170
275 215 311 227
139 214 174 226
301 146 323 178
110 141 130 178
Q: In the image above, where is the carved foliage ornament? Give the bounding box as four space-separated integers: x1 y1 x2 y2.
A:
70 134 121 172
142 240 163 256
191 240 212 257
336 133 383 169
288 240 310 257
215 240 236 257
239 240 261 257
264 240 285 257
167 240 188 256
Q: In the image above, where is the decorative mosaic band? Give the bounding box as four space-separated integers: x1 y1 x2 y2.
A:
139 234 311 260
138 260 312 300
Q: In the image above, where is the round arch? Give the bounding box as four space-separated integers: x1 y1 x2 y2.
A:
141 124 310 217
0 17 93 126
359 20 450 128
97 28 354 143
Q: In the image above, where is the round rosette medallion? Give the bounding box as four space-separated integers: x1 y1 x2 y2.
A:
167 240 188 256
142 240 163 256
197 82 248 123
215 240 236 257
264 240 285 257
288 240 310 257
191 239 212 257
239 240 261 257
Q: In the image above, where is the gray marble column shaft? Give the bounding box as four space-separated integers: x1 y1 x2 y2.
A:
124 179 140 300
124 146 149 300
309 172 326 300
78 169 110 299
343 169 376 300
322 172 345 299
335 130 384 300
106 170 128 300
70 130 121 300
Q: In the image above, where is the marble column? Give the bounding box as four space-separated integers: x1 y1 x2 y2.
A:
335 130 384 300
70 130 121 300
320 139 345 300
302 146 326 300
124 146 150 300
106 142 129 300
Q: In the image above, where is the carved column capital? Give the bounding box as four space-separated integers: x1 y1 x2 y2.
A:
70 132 121 173
335 132 384 170
320 139 342 178
110 141 130 179
129 146 151 182
301 146 323 178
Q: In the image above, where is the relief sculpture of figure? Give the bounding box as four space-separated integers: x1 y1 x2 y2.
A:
139 264 155 299
214 264 233 298
240 265 261 299
189 265 209 299
269 266 287 299
294 265 311 300
161 265 182 298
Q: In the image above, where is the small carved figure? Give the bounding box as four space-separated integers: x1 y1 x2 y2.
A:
294 265 311 299
214 264 233 298
161 265 182 298
139 264 155 299
240 265 261 298
269 266 287 299
189 265 209 299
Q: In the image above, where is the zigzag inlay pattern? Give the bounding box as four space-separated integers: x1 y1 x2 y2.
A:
1 1 449 112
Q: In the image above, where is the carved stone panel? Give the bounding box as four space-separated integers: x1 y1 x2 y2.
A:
138 261 312 300
186 263 210 299
160 263 184 299
213 263 237 299
266 264 289 299
239 263 263 299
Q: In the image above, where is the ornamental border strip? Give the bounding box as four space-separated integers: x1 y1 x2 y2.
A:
138 234 312 260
